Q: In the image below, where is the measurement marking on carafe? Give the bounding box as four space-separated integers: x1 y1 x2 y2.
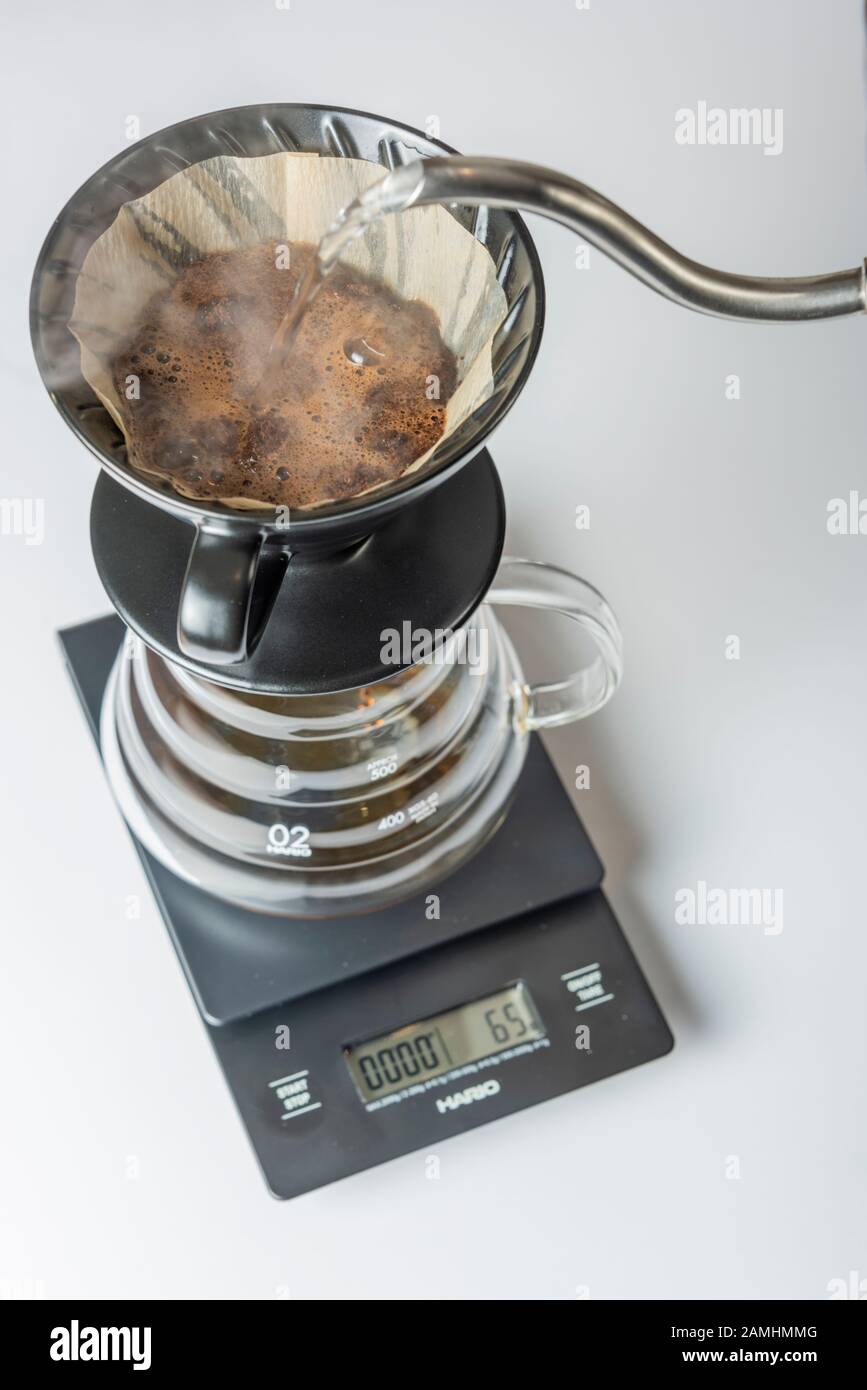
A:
266 824 312 857
408 791 439 825
368 751 398 782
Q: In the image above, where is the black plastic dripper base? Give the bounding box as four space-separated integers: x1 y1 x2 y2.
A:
90 448 506 695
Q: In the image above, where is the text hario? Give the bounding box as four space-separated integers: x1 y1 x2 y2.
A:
50 1320 152 1371
436 1080 500 1114
674 880 783 936
675 102 783 157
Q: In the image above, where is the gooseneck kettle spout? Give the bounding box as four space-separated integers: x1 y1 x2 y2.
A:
332 155 867 323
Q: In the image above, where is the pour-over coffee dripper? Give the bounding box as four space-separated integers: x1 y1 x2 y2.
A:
32 103 863 918
31 105 545 682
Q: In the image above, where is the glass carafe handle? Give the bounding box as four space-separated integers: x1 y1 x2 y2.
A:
487 556 623 731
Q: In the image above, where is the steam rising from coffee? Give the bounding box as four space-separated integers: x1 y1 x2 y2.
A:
69 153 508 511
111 236 456 509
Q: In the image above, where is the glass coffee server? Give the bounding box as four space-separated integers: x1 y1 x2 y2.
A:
102 556 622 916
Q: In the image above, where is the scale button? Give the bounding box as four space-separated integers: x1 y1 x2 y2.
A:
560 962 615 1012
267 1069 323 1122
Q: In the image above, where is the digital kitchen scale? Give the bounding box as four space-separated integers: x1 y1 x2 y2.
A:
61 614 673 1200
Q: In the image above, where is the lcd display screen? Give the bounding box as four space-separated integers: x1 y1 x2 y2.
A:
344 982 545 1103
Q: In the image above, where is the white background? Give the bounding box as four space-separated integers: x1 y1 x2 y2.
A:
2 0 865 1300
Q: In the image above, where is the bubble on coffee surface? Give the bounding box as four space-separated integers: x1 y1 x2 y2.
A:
344 336 386 367
111 243 456 509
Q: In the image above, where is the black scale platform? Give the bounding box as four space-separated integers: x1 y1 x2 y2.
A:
60 614 673 1199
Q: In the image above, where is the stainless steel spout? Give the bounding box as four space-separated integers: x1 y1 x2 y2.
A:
357 156 866 323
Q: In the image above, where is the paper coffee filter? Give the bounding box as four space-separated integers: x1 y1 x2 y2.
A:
71 152 508 509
